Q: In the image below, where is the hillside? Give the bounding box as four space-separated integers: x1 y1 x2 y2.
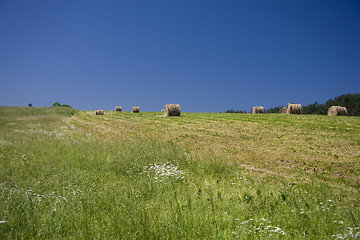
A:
1 107 359 239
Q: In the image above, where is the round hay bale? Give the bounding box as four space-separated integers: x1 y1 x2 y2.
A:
132 106 140 113
328 106 348 116
115 106 122 112
164 104 180 117
95 110 104 115
279 107 286 114
286 103 302 114
251 106 264 114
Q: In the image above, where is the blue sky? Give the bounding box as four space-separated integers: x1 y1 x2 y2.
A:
1 0 359 112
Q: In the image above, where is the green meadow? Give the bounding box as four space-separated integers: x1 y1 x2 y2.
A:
0 106 359 239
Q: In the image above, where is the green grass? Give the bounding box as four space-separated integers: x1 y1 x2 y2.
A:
1 107 359 239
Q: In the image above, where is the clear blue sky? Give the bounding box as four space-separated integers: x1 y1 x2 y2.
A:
1 0 359 112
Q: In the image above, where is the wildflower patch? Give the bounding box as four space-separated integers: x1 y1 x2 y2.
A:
331 223 360 239
142 162 187 183
236 217 286 238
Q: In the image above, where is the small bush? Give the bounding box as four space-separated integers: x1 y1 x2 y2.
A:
52 102 72 108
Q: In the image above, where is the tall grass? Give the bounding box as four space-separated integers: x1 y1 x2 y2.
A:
0 107 359 239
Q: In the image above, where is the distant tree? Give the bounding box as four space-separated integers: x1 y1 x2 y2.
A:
265 107 282 113
299 93 359 116
324 93 360 116
224 93 360 116
52 102 71 108
28 103 32 107
224 109 248 113
302 101 326 115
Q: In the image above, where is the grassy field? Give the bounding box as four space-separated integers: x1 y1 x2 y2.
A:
1 106 359 239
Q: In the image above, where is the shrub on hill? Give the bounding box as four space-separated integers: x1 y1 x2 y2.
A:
52 102 72 108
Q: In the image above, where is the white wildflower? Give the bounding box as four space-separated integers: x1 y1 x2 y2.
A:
336 233 345 239
238 218 286 237
142 162 187 183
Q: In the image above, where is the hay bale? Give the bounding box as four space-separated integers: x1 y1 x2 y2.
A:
132 106 140 113
161 109 164 112
328 106 348 116
285 103 302 114
95 110 104 115
115 106 122 112
251 106 264 114
164 104 181 117
279 107 286 114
